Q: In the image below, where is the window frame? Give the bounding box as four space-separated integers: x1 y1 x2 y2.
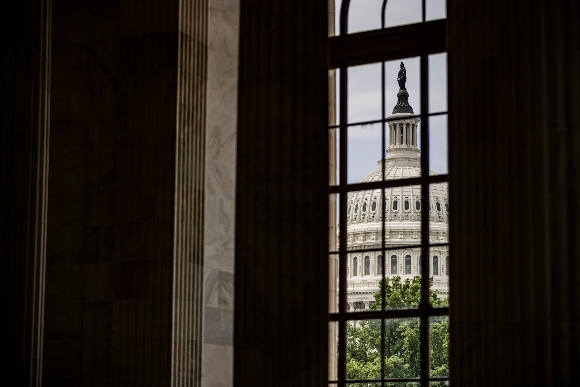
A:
329 1 449 386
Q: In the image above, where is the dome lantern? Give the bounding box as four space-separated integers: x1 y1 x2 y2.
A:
386 62 420 160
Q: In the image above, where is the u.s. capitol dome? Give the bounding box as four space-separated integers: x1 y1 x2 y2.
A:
345 71 449 312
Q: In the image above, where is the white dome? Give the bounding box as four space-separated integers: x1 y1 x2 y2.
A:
346 157 449 227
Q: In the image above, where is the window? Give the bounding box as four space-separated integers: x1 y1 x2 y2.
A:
354 203 358 214
433 256 439 275
446 256 449 275
353 257 358 276
362 202 367 212
329 1 449 385
436 201 441 212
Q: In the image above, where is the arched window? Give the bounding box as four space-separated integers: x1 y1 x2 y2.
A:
446 256 449 276
404 200 410 210
377 255 383 275
362 202 367 212
391 255 397 274
405 255 412 274
371 201 377 212
354 203 358 214
445 203 449 212
433 256 439 275
347 205 351 215
364 256 370 276
353 257 358 277
392 200 398 211
415 200 421 210
419 255 422 274
436 202 441 212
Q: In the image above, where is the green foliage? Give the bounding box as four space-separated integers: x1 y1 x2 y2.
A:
346 276 448 386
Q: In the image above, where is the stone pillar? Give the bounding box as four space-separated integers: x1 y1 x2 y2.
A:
234 0 328 385
201 0 239 385
0 0 51 384
43 0 207 384
449 0 580 384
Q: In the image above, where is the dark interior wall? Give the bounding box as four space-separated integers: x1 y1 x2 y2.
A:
44 0 206 385
449 0 580 385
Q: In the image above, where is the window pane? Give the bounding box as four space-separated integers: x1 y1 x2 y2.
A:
429 53 447 113
430 316 450 378
329 321 338 381
329 127 339 186
348 63 382 124
383 0 422 29
426 0 447 21
429 114 448 175
346 189 384 251
384 57 421 117
329 193 339 251
329 254 338 313
347 122 382 184
390 255 398 274
429 249 449 301
429 183 448 242
364 256 371 276
383 318 421 378
346 0 383 34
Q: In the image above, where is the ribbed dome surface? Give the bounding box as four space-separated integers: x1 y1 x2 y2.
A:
346 158 448 226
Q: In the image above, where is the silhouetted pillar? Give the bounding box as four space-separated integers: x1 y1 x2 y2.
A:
449 0 580 384
43 1 207 384
0 1 51 385
234 0 329 385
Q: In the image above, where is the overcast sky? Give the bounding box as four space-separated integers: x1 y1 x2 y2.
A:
333 0 448 183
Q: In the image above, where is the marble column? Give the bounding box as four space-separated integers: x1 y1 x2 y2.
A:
234 0 329 385
201 0 239 385
449 0 580 384
0 0 51 385
44 0 207 384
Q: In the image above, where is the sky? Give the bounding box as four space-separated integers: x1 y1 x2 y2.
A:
332 0 448 183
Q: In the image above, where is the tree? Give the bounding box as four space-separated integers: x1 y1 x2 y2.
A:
346 276 449 386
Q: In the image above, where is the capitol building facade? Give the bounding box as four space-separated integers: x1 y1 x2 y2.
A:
345 72 449 312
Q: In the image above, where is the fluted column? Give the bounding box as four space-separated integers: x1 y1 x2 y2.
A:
234 0 328 385
449 0 580 384
44 1 207 384
0 1 51 385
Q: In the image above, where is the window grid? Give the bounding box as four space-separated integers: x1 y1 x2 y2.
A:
330 1 449 386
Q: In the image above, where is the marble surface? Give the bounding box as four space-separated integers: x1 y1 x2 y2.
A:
202 0 239 385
